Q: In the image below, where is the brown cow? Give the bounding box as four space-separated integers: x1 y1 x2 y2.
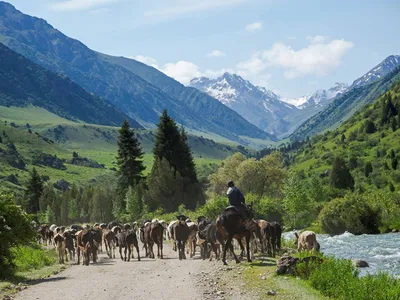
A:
295 231 317 251
185 219 198 258
150 220 164 259
103 229 116 258
76 230 96 266
53 233 66 264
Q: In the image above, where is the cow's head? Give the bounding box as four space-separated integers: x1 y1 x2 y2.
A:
176 215 188 225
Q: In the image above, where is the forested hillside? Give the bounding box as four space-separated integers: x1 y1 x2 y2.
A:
243 81 400 235
291 67 400 140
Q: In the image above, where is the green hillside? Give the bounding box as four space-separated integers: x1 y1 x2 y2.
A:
288 81 400 193
0 43 138 128
0 105 240 194
291 67 400 140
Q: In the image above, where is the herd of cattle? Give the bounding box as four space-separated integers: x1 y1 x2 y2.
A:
36 214 319 266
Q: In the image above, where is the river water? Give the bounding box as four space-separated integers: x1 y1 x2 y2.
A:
283 231 400 277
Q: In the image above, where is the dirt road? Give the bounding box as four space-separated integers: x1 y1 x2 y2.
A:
13 245 247 300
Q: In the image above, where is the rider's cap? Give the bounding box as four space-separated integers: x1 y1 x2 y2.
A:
227 180 234 187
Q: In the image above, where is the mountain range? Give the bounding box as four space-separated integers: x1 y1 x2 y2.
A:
190 73 296 136
191 55 400 139
0 1 272 145
0 1 399 146
0 43 137 127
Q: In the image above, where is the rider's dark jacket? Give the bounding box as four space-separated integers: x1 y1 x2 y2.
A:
227 186 245 206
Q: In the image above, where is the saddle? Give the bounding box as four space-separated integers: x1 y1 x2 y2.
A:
224 205 239 212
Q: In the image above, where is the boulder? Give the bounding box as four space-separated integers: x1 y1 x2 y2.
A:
353 259 369 268
276 255 323 275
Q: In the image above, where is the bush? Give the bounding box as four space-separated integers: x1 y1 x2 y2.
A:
11 245 56 272
308 257 400 300
318 193 380 235
0 193 36 278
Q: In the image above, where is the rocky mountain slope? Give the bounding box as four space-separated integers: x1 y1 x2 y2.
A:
0 1 271 144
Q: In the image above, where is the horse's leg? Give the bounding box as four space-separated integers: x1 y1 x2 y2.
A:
246 235 252 263
127 244 132 262
237 238 245 258
160 239 163 259
77 246 80 265
119 246 123 261
135 241 141 261
222 234 234 265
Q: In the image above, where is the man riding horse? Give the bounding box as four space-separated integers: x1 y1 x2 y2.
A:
226 181 250 219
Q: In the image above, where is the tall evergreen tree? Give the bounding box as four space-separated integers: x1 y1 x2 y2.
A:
392 157 398 170
25 168 43 216
364 162 373 177
330 157 355 191
116 120 145 209
153 110 182 171
147 110 203 211
177 127 198 182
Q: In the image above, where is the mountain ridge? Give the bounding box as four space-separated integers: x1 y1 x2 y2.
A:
0 1 272 145
0 42 138 127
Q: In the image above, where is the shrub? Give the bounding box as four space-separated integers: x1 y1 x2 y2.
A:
0 193 36 278
318 193 380 235
11 245 56 272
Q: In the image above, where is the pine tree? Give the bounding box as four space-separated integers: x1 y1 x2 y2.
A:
392 157 398 170
391 117 398 132
364 120 376 134
25 168 44 215
389 183 395 192
330 157 355 191
348 157 358 170
45 205 56 224
177 127 198 183
126 183 145 221
153 110 182 171
341 134 346 143
116 120 145 210
364 162 373 177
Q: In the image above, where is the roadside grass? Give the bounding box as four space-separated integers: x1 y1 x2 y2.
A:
242 256 327 300
0 245 67 297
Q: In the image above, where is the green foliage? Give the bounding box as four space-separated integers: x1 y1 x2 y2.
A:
318 193 380 235
146 111 204 211
364 120 376 134
116 120 145 210
11 245 56 272
44 205 56 224
125 183 145 221
306 257 400 300
0 193 36 278
330 157 355 191
24 168 43 216
364 162 373 177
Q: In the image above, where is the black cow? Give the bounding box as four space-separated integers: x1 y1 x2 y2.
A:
173 215 189 260
117 230 140 262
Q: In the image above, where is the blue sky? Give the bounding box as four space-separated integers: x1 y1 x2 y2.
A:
6 0 400 97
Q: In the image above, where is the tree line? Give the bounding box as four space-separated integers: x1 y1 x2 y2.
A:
23 110 203 224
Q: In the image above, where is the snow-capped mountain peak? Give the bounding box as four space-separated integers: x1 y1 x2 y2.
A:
351 55 400 88
189 73 296 136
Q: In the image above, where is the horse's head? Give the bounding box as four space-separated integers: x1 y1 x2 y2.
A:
246 202 255 219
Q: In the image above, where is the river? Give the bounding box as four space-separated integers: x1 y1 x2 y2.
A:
283 231 400 277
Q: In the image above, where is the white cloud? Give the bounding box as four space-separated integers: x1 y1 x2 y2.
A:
145 0 248 21
245 21 263 32
51 0 120 12
134 55 159 68
306 35 327 44
238 36 353 79
161 61 202 85
206 50 227 58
